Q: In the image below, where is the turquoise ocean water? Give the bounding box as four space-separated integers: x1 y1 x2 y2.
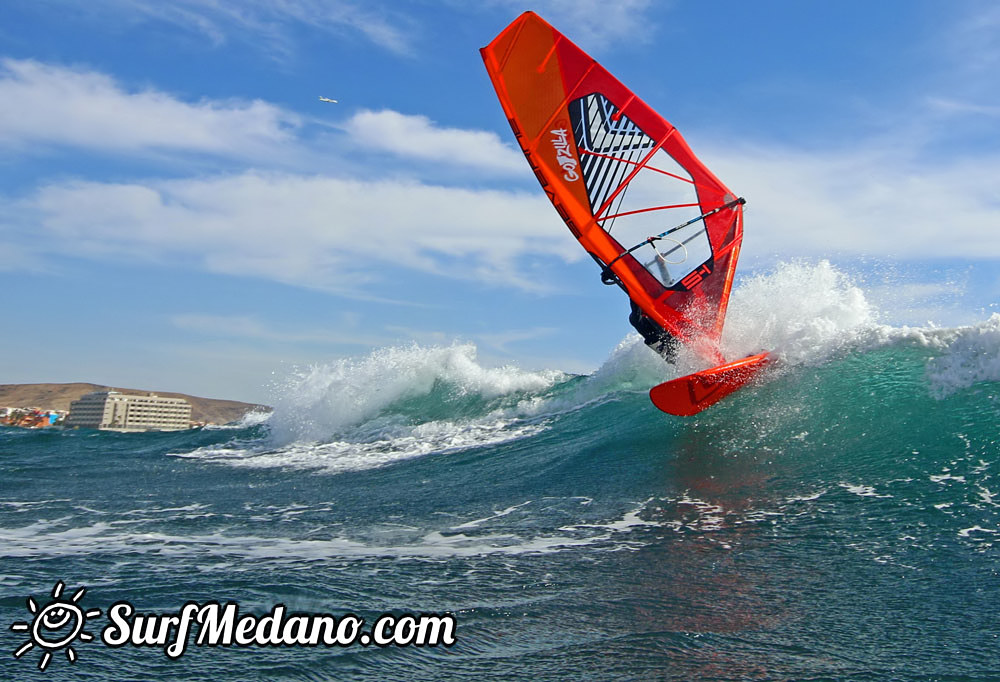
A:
2 262 999 680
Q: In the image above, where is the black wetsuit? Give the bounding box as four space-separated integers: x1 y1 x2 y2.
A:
629 300 678 362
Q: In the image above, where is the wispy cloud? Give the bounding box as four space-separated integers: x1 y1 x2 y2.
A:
0 59 301 159
926 97 1000 118
919 2 1000 122
170 313 389 346
37 0 416 57
486 0 658 47
383 324 559 356
343 109 525 173
475 326 560 355
946 1 1000 75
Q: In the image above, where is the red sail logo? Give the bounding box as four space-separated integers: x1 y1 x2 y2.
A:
549 126 579 182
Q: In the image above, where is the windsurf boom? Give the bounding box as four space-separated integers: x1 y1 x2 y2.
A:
481 11 746 366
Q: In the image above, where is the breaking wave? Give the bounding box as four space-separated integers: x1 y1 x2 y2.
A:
172 261 999 475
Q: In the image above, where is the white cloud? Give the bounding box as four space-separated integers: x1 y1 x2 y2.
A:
0 59 301 159
343 109 526 173
701 4 1000 267
6 142 999 302
712 144 1000 262
0 59 535 175
6 171 575 294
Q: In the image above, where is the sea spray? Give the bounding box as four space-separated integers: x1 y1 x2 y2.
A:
173 344 572 474
723 260 878 364
266 343 563 445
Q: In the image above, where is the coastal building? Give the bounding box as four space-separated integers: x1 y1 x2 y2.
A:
65 391 192 432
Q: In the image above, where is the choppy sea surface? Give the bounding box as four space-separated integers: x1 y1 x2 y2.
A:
2 262 999 680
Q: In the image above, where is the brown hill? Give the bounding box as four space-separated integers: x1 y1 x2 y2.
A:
0 383 269 425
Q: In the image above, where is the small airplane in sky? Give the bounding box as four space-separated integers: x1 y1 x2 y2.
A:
318 96 338 103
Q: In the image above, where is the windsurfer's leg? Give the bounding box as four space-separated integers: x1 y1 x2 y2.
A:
648 333 678 363
629 301 678 363
628 300 645 331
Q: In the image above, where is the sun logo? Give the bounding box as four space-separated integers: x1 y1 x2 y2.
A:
10 581 102 671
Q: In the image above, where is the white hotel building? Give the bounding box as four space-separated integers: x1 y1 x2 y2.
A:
64 391 193 432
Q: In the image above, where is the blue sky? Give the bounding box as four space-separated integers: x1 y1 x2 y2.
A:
1 0 998 403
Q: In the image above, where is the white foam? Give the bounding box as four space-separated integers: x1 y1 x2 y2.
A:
173 416 548 474
0 499 72 510
958 525 999 538
977 487 998 507
453 502 533 530
203 409 272 430
696 261 1000 405
702 260 999 374
784 490 826 503
929 473 967 484
839 483 892 498
0 500 660 561
925 313 1000 397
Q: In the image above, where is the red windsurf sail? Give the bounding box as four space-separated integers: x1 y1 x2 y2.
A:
481 12 744 364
